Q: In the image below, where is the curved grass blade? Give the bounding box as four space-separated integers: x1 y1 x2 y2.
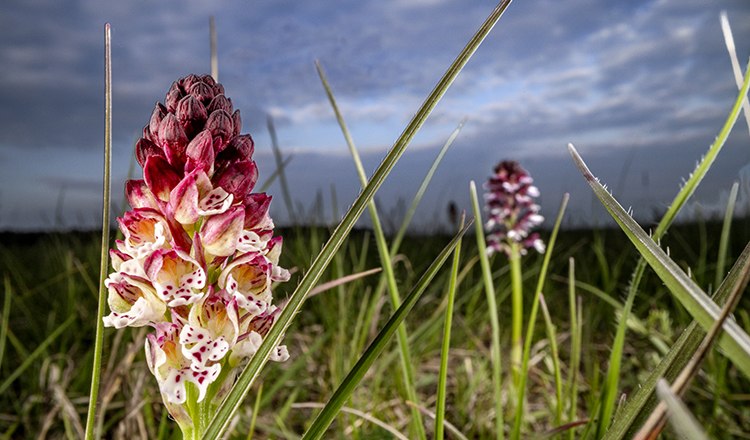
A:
436 215 465 440
539 294 563 426
266 115 297 224
316 60 426 439
469 181 504 439
391 118 465 255
201 2 513 437
259 155 293 193
301 221 473 439
569 144 750 377
720 12 750 136
84 23 112 440
512 193 569 438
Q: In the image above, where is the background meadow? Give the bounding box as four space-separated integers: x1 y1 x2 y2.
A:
2 0 750 438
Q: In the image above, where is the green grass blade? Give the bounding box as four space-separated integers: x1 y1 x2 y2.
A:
316 60 426 439
201 2 513 436
720 12 750 136
655 380 708 440
469 181 504 439
84 23 112 440
594 273 636 437
259 155 293 193
244 383 263 440
436 216 465 440
391 119 465 255
634 255 749 439
569 144 750 375
567 261 582 440
512 193 569 438
539 294 563 426
715 182 738 290
0 276 11 371
301 221 473 439
266 115 297 224
0 314 75 395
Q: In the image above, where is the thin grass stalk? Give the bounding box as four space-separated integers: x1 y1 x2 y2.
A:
259 156 293 193
0 276 11 370
714 182 738 290
209 16 218 81
509 243 523 382
202 2 513 436
512 194 570 438
435 215 465 440
84 23 111 440
301 222 472 439
567 260 581 440
316 60 427 439
470 181 504 439
266 116 297 224
390 119 465 254
634 252 750 439
245 383 263 440
539 294 563 426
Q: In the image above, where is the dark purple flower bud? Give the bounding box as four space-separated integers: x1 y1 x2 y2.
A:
176 95 208 137
207 95 233 114
158 114 189 168
149 103 168 137
136 138 164 168
214 160 258 200
184 130 215 175
188 81 215 105
165 82 183 113
205 109 234 149
232 110 242 137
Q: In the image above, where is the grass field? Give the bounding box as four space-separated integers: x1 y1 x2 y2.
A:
1 214 749 438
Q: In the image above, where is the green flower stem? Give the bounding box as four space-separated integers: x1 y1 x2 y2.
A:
508 242 523 382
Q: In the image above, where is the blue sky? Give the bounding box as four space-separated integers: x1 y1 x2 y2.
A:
1 0 749 231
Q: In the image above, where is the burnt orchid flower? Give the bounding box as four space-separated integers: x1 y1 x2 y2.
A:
103 74 289 437
483 160 545 257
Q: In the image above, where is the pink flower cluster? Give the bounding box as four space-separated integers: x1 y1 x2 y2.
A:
103 74 289 411
484 160 545 256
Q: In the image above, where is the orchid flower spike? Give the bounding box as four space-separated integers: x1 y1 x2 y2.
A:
483 160 545 256
103 74 290 434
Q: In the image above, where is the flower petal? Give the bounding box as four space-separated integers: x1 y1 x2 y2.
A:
144 248 206 307
144 155 182 202
200 206 244 257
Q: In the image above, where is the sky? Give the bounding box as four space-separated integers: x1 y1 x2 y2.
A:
1 0 749 232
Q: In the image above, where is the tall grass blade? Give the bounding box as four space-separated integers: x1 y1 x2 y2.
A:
470 181 504 439
301 221 472 439
436 215 465 440
0 276 11 370
391 119 465 254
539 294 563 426
567 263 582 440
266 115 297 224
209 16 218 81
654 380 708 440
569 144 750 376
259 155 293 193
714 182 738 290
84 23 112 440
201 2 513 436
316 60 427 438
512 193 569 438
